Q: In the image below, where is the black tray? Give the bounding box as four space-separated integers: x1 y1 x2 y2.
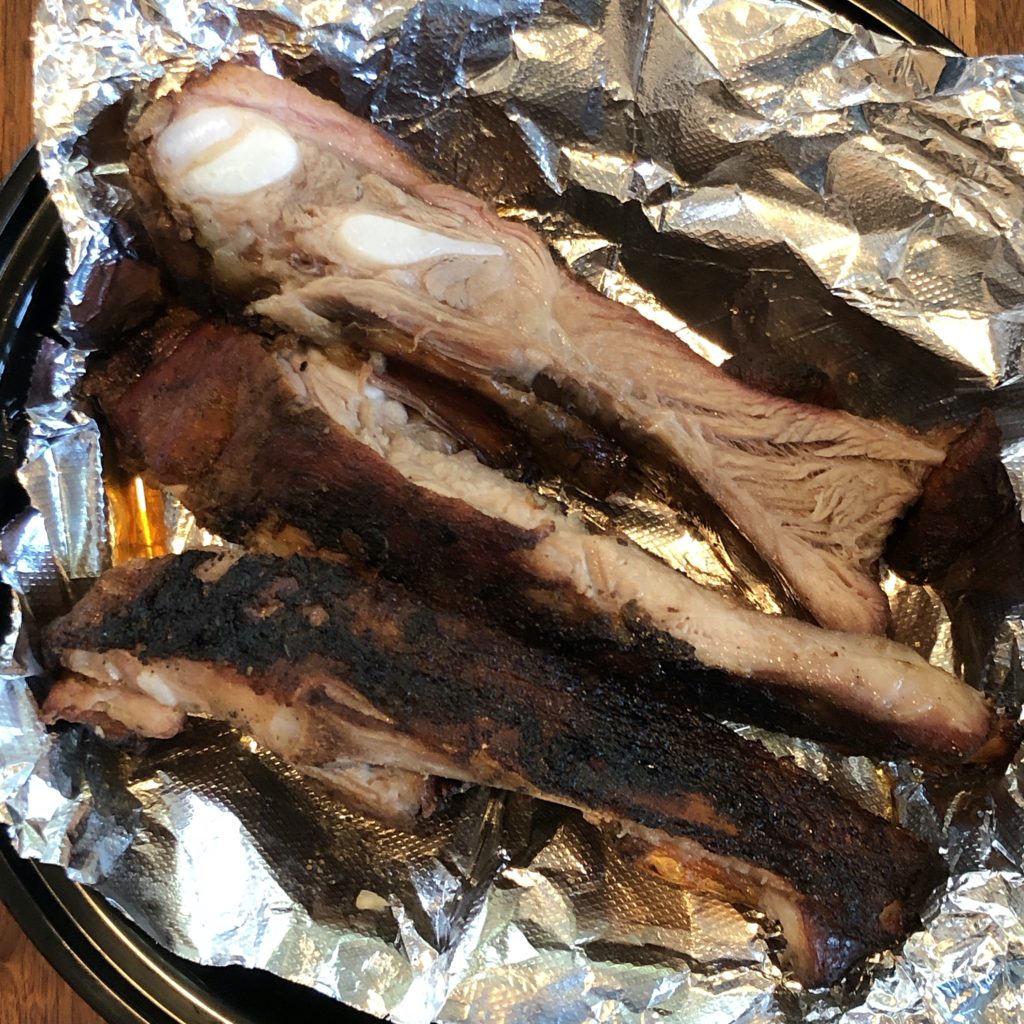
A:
0 4 958 1022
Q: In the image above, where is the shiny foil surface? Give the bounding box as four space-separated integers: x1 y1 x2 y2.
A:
2 0 1023 1020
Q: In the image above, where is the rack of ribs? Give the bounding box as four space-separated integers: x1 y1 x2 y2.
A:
43 549 945 988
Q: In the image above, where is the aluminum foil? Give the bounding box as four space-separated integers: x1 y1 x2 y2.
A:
2 0 1023 1020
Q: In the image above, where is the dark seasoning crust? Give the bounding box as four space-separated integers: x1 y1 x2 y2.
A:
89 316 707 669
132 64 965 640
47 549 944 986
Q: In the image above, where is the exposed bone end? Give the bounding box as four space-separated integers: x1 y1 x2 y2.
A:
337 212 505 267
135 667 180 708
267 706 304 754
42 675 187 740
154 105 300 198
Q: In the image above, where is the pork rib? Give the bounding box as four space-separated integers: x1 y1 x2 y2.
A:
43 550 944 987
128 63 947 635
41 670 440 822
85 312 1006 765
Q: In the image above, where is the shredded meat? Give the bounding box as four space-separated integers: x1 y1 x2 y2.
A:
83 313 1009 765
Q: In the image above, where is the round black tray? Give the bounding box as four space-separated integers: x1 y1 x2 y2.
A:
0 5 959 1022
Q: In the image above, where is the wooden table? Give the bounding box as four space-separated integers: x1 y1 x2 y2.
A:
1 0 1024 1022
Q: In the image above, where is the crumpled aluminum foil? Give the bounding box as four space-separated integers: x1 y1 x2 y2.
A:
3 0 1023 1020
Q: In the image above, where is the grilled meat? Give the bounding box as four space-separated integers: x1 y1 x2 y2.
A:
43 549 945 987
128 63 948 635
41 666 439 823
364 348 634 496
84 312 1007 765
886 410 1016 584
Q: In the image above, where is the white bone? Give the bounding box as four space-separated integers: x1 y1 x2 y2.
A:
156 105 300 197
338 212 504 266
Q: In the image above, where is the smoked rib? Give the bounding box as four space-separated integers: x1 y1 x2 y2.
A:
83 313 1006 765
43 549 944 987
128 63 947 635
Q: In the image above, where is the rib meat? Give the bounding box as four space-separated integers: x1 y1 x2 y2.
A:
128 63 947 635
84 312 1007 765
43 549 944 987
41 669 440 822
886 410 1016 584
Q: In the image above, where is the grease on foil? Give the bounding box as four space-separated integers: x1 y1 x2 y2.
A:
0 0 1020 1021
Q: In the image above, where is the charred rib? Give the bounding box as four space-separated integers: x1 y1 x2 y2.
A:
43 550 944 987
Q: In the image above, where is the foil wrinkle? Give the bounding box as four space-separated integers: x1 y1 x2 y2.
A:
3 0 1024 1021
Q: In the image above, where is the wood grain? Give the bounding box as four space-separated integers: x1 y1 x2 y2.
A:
1 899 105 1024
902 0 1024 52
1 0 33 179
902 0 974 51
973 0 1024 55
0 0 1023 1022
